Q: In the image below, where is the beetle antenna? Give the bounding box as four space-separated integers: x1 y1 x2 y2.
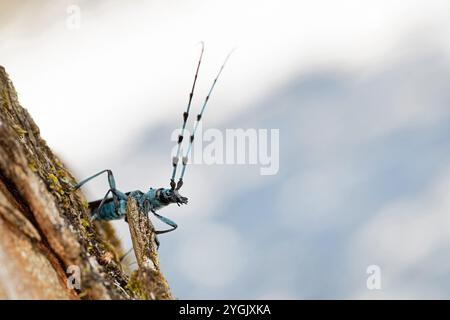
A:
170 42 205 190
176 49 233 190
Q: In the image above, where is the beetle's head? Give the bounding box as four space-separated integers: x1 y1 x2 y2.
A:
157 188 188 206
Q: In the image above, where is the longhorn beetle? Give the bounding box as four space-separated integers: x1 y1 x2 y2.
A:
73 43 231 247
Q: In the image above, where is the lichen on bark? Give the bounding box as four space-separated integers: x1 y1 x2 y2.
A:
0 66 173 300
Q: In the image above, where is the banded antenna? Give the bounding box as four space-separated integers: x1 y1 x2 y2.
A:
174 50 233 190
170 42 205 190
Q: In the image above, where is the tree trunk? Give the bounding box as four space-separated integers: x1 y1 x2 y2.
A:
0 66 173 300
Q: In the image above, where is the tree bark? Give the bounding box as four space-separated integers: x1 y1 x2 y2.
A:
126 198 173 300
0 66 173 299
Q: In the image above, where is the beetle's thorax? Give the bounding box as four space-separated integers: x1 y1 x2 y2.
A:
137 187 188 212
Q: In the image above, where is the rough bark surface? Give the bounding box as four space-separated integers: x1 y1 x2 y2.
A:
126 198 173 300
0 66 173 300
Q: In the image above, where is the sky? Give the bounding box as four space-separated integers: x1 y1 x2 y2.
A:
1 0 450 299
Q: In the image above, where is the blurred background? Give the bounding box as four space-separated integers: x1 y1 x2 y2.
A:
1 0 450 299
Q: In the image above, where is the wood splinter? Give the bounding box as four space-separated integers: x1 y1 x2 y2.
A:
125 197 173 300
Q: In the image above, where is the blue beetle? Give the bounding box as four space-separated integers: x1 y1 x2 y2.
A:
74 44 231 246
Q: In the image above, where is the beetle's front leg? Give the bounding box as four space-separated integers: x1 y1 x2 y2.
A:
154 235 160 250
150 209 178 235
